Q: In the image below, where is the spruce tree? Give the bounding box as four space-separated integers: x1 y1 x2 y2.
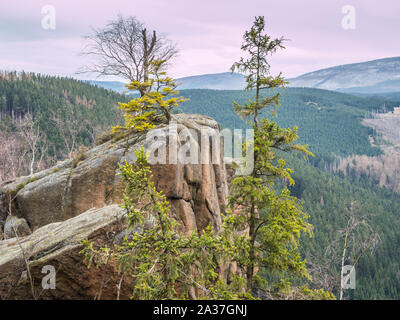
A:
230 16 314 294
81 147 250 299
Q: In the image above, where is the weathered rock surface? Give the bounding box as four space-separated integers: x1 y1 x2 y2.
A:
0 205 133 300
3 216 31 240
0 114 229 235
0 114 232 299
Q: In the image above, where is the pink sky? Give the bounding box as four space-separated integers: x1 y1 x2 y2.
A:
0 0 399 80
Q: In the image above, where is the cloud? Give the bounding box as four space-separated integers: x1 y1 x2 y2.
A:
0 0 399 79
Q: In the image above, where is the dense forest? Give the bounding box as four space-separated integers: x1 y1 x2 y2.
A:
289 154 400 299
178 88 400 299
1 72 400 299
178 88 400 157
346 91 400 101
0 71 128 160
3 76 397 161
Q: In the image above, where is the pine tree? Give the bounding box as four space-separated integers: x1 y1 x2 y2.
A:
80 147 253 299
229 16 315 294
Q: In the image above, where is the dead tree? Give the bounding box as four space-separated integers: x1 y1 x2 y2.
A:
16 115 47 176
0 131 28 182
0 115 48 183
50 101 87 159
308 202 380 300
78 15 178 96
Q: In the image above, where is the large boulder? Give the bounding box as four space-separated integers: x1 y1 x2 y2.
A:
0 113 229 235
0 205 132 300
3 216 31 240
0 113 235 300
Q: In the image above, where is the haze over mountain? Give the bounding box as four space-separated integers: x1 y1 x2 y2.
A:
90 72 246 93
90 57 400 95
288 57 400 94
176 72 246 90
87 81 129 94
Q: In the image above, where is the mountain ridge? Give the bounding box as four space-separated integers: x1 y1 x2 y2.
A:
89 56 400 94
89 72 246 93
288 56 400 93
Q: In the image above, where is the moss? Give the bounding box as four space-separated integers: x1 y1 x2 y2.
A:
112 131 130 143
7 176 39 195
95 129 128 145
5 181 26 199
15 182 27 193
96 131 114 145
29 176 39 183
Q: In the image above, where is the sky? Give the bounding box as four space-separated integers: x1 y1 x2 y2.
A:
0 0 399 81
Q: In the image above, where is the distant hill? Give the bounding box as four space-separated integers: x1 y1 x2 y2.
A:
88 80 128 94
288 57 400 93
90 72 246 93
338 79 400 94
90 57 400 94
176 72 246 90
1 72 128 158
349 91 400 101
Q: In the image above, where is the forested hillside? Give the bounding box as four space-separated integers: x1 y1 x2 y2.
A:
179 88 400 299
2 73 400 298
179 88 399 157
349 91 400 101
289 154 400 299
0 72 126 158
0 71 128 182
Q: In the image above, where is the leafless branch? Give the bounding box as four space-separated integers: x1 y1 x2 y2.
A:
77 15 178 96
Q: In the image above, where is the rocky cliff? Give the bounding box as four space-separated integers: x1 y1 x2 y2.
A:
0 113 231 299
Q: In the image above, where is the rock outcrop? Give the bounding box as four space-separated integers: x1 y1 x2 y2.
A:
3 216 31 240
0 114 229 234
0 114 231 299
0 205 132 299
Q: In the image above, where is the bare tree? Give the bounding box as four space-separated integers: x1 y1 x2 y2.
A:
308 202 380 300
51 101 88 159
16 115 48 176
0 131 28 182
0 116 48 183
335 202 380 300
78 15 178 96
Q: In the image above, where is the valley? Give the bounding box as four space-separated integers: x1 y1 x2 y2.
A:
1 0 400 303
178 87 400 299
1 65 400 299
333 107 400 194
